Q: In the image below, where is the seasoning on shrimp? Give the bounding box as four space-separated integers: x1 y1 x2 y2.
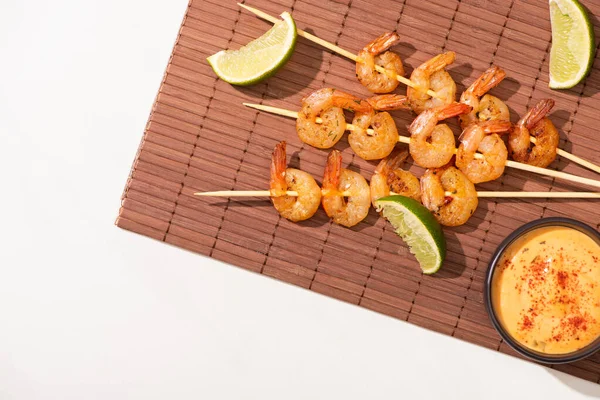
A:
407 52 457 114
349 94 410 160
321 150 371 227
459 66 510 129
370 147 421 208
270 141 322 222
296 88 373 149
420 165 478 227
508 99 559 168
356 32 405 94
408 102 472 168
456 121 512 183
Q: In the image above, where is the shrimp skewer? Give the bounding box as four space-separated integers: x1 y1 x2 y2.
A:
270 141 322 222
322 150 371 227
199 146 599 213
244 103 600 190
202 146 598 227
459 66 510 129
196 190 600 199
356 32 405 93
238 3 441 98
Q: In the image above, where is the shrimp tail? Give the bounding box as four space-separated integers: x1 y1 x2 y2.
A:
469 66 506 97
270 141 288 196
423 51 456 74
375 148 409 174
437 102 472 120
524 99 555 129
408 103 469 138
366 94 411 111
331 92 373 114
322 150 342 194
366 32 401 54
479 120 513 134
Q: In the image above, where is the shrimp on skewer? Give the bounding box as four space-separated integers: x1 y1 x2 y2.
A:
370 148 421 208
456 121 512 183
270 141 322 222
508 99 559 168
459 66 510 129
407 52 457 114
408 102 472 168
322 150 371 227
296 88 373 149
350 94 411 160
356 32 405 94
421 165 478 227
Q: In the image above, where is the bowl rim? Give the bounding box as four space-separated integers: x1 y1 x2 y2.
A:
484 217 600 364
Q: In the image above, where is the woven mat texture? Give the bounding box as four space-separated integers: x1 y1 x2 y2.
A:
116 0 600 383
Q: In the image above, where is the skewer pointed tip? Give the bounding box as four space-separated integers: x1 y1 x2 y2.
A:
238 3 277 22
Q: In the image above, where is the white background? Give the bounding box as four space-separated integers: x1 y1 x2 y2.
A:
1 0 600 398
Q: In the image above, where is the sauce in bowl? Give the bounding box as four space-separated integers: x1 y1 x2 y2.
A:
491 225 600 355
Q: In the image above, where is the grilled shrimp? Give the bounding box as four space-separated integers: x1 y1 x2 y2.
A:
407 52 457 114
322 150 371 227
508 99 559 168
408 102 471 168
421 165 478 227
349 94 410 160
356 32 405 94
296 88 373 149
455 121 512 183
270 141 322 222
370 148 421 208
459 66 510 129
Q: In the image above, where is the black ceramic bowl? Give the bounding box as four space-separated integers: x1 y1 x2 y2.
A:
484 217 600 364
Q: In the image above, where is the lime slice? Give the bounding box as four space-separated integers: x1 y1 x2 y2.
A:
548 0 595 89
207 12 297 86
375 196 446 274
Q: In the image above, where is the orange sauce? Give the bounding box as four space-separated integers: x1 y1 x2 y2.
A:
492 226 600 354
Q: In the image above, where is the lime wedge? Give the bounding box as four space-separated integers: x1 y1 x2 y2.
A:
375 196 446 274
548 0 595 89
207 12 297 86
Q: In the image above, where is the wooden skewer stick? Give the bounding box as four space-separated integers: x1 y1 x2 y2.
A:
243 103 600 190
476 192 600 198
238 3 441 99
195 190 600 199
197 190 291 197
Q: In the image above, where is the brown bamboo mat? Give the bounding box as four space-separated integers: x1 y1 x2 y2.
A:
116 0 600 383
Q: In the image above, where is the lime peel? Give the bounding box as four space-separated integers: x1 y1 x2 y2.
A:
375 195 446 274
207 12 297 86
